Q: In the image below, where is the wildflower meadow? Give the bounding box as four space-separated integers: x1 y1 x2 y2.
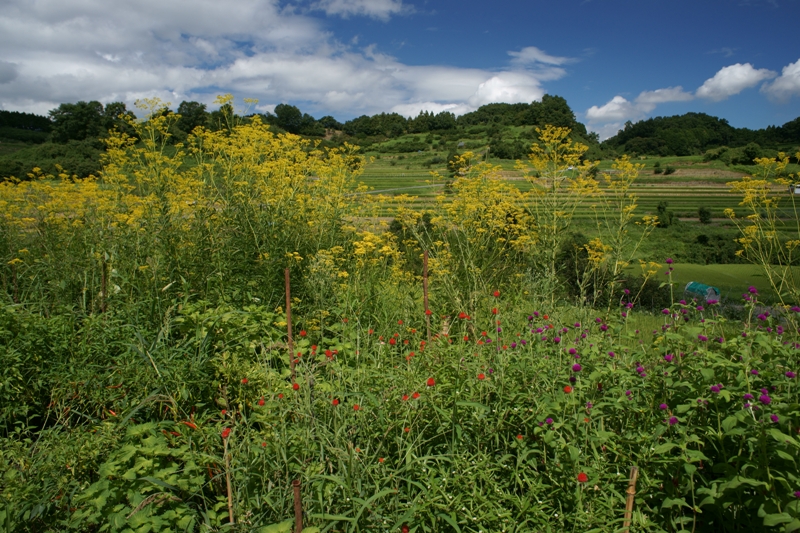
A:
1 97 799 532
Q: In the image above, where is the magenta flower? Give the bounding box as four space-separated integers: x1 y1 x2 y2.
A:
663 354 674 363
572 363 582 372
666 258 673 264
743 393 754 400
787 371 797 378
545 417 553 425
668 416 678 426
770 414 780 423
759 393 772 405
710 384 721 394
698 334 708 342
659 403 668 410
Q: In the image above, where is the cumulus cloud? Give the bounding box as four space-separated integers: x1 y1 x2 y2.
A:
585 86 694 138
696 63 776 101
0 0 566 118
761 58 800 102
312 0 409 20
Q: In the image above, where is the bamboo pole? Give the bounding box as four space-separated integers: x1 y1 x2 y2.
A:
423 250 431 344
292 479 303 533
623 466 639 532
285 268 295 382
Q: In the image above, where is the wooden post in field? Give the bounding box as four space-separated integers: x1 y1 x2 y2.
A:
623 466 639 532
292 479 303 532
423 250 431 344
285 268 295 382
224 437 235 525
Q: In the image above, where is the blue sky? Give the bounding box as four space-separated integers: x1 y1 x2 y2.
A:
1 0 798 138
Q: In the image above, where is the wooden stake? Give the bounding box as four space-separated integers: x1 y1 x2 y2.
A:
423 250 431 344
292 479 303 533
623 466 639 532
224 437 235 525
285 268 295 382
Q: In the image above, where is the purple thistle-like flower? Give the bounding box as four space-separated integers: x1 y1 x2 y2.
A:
569 376 576 383
625 390 632 396
743 393 754 400
795 491 800 498
520 339 527 345
787 371 797 378
668 416 678 426
586 402 593 409
697 305 704 311
662 308 670 315
708 299 719 305
510 342 517 349
770 414 779 423
608 351 616 358
572 363 582 372
698 334 708 342
527 315 534 321
666 258 673 264
659 403 668 410
553 336 560 343
664 354 674 363
748 286 758 294
600 324 608 332
751 369 759 375
569 348 577 355
545 417 553 425
791 306 800 313
759 394 772 405
710 385 721 394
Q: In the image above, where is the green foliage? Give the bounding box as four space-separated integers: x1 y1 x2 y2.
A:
657 201 674 227
698 206 712 224
664 165 676 175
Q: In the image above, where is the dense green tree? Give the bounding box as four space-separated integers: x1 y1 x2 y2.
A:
176 101 208 134
48 101 106 143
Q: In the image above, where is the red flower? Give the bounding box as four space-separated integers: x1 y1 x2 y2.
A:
262 441 267 447
220 409 227 416
368 328 374 335
404 427 410 433
325 349 333 358
389 338 396 345
517 434 523 440
180 421 198 430
458 312 467 319
492 307 498 315
425 309 432 316
463 335 469 341
481 331 487 337
332 398 339 406
299 330 307 337
241 378 248 384
478 373 485 380
412 392 420 399
221 427 231 439
493 290 500 297
402 525 410 533
402 394 409 401
543 314 549 320
577 472 588 483
398 320 403 325
278 393 283 399
292 382 300 391
353 404 360 411
426 377 435 387
563 386 572 394
258 397 265 406
378 457 385 463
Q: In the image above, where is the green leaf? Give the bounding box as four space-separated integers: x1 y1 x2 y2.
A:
763 513 793 526
721 416 738 432
662 497 689 509
257 519 293 533
785 519 800 532
438 512 462 532
653 442 677 454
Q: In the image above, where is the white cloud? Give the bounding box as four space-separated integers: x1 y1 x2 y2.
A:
761 58 800 102
696 63 776 101
508 46 571 66
586 95 637 123
312 0 409 20
635 86 694 107
0 0 566 119
585 86 694 138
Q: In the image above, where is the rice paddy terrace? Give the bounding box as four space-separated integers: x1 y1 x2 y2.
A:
357 153 795 220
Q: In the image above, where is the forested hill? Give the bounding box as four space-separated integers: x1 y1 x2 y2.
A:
601 112 800 157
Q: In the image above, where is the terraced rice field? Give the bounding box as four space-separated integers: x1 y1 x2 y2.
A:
356 160 797 220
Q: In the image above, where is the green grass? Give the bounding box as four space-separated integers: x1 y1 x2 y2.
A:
666 263 800 303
